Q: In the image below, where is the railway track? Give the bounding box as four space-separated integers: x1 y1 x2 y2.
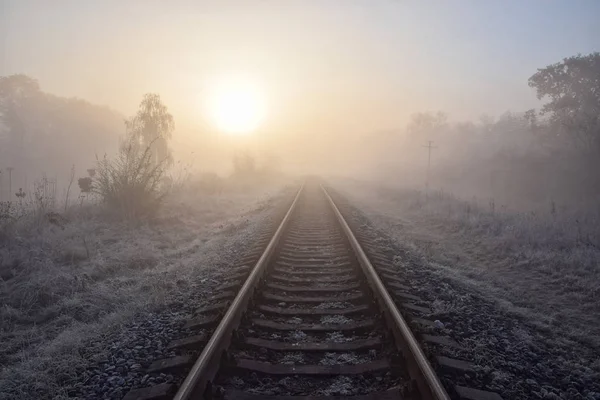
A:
123 183 502 400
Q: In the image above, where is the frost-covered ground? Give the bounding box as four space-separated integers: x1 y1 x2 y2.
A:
332 178 600 400
0 180 295 400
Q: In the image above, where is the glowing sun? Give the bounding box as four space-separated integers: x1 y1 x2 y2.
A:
207 77 267 135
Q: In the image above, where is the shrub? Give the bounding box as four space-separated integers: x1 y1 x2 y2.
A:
0 201 13 221
93 139 169 219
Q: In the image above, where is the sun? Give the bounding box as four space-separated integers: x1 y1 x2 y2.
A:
207 77 267 135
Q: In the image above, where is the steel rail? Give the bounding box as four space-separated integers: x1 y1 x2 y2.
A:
173 184 304 400
321 185 450 400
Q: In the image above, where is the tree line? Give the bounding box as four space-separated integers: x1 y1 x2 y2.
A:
0 74 124 200
389 52 600 207
1 52 598 211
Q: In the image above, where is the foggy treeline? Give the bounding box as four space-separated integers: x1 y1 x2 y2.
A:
0 74 279 203
0 75 123 200
363 110 585 209
359 53 600 211
1 53 599 212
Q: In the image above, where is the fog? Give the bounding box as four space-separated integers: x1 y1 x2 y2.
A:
1 0 599 209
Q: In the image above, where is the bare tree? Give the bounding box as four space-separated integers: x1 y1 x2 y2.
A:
125 93 174 167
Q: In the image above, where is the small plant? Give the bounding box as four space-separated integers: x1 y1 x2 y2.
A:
33 177 56 216
0 201 13 221
78 169 95 206
64 165 75 212
78 177 92 193
93 138 169 219
15 188 26 200
14 188 27 216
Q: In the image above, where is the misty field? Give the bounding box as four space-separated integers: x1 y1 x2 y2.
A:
0 180 290 399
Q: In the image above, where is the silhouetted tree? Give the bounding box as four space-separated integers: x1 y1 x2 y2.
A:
528 52 600 155
125 93 174 166
407 111 448 138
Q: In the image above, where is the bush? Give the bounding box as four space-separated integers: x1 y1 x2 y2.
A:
93 139 169 219
0 201 14 222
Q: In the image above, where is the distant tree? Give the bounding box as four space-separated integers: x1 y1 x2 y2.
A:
407 111 448 137
524 109 538 130
483 111 536 152
125 94 174 166
0 75 42 163
478 114 495 128
0 74 41 111
528 52 600 155
0 74 123 190
493 112 528 133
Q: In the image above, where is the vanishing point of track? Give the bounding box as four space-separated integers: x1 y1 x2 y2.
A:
123 182 503 400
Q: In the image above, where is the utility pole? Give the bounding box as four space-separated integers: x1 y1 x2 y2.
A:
6 167 13 201
423 141 436 195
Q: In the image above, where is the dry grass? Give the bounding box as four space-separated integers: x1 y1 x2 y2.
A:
334 179 600 348
0 178 290 399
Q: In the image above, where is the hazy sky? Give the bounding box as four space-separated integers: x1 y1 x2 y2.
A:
1 0 599 137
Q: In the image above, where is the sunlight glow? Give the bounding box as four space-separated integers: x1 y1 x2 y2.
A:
207 77 267 135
